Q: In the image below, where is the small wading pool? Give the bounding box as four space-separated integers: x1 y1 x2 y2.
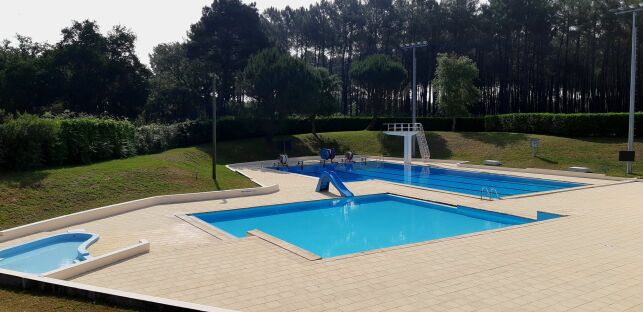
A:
193 194 556 258
0 232 98 275
271 161 585 198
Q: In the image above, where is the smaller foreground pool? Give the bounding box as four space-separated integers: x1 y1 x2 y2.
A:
193 194 555 258
0 232 98 275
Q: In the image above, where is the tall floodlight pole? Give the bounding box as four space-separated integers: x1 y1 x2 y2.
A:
400 41 428 157
612 4 643 174
211 75 217 181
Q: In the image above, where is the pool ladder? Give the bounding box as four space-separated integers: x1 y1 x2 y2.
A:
480 187 501 201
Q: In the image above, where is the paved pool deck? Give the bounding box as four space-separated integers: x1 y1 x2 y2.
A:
2 159 642 311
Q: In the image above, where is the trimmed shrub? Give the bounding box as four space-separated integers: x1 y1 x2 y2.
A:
136 124 176 154
58 117 136 164
0 115 63 168
0 115 136 169
135 120 212 154
2 113 640 170
485 113 643 137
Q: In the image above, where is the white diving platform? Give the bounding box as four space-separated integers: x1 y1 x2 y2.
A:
383 123 431 164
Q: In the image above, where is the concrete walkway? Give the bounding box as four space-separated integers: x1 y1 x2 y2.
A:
2 161 642 311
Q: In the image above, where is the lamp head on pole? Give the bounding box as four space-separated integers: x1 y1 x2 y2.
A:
400 40 429 50
611 2 643 14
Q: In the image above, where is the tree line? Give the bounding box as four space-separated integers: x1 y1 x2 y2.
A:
0 0 641 123
263 0 640 115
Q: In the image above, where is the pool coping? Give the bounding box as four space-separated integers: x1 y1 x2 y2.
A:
0 231 100 272
0 268 235 312
176 214 236 240
325 212 568 262
0 184 279 243
177 213 325 260
228 155 630 183
242 159 610 200
247 230 321 261
43 239 150 280
457 163 634 181
178 193 567 262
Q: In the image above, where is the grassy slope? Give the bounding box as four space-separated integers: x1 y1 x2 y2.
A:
1 130 639 230
0 288 130 312
0 130 640 311
296 131 642 177
0 146 255 230
223 130 641 177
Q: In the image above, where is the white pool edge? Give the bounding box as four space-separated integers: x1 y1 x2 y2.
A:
0 185 279 243
0 268 236 311
43 239 150 280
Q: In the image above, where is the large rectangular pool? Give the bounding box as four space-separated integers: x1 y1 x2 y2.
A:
271 161 584 197
193 194 538 258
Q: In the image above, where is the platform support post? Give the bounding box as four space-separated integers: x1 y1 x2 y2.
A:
404 134 413 165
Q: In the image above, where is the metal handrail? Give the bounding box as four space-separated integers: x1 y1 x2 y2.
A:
383 123 422 132
490 188 501 200
480 187 491 200
480 187 501 200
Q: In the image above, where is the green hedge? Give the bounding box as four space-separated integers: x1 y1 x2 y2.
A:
484 113 643 137
135 120 212 154
1 113 640 170
59 118 136 164
0 115 136 169
0 115 63 168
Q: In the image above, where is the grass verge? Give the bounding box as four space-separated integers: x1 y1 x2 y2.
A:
0 130 640 311
0 288 131 312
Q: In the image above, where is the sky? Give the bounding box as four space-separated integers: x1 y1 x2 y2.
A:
0 1 318 65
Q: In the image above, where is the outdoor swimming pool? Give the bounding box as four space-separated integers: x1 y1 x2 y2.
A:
0 232 98 275
193 194 539 258
271 161 584 197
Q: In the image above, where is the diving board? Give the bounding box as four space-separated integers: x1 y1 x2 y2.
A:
383 123 431 164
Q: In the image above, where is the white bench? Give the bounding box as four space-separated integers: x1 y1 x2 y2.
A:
568 166 591 173
483 160 503 166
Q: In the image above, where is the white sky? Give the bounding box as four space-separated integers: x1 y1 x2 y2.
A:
0 1 318 65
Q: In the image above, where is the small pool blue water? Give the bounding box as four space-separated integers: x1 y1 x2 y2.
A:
0 232 98 275
271 162 584 197
194 194 539 258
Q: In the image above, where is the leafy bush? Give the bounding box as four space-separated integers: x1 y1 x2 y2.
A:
485 113 643 137
135 120 213 154
136 124 176 154
0 115 135 169
0 115 63 169
58 117 136 164
2 113 640 171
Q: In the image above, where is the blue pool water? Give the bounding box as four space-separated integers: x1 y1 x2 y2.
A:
271 162 584 197
194 194 536 258
0 232 98 275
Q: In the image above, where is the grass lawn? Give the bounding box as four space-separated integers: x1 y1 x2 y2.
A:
0 146 255 230
295 131 642 177
2 131 640 231
0 130 640 311
0 288 131 311
219 130 641 177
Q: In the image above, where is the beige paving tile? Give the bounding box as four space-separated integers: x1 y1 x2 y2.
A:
1 163 642 311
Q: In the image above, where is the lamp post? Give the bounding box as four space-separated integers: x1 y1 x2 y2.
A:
400 41 428 157
612 4 642 174
211 75 217 181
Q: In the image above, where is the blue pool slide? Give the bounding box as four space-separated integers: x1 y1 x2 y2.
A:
315 171 354 197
